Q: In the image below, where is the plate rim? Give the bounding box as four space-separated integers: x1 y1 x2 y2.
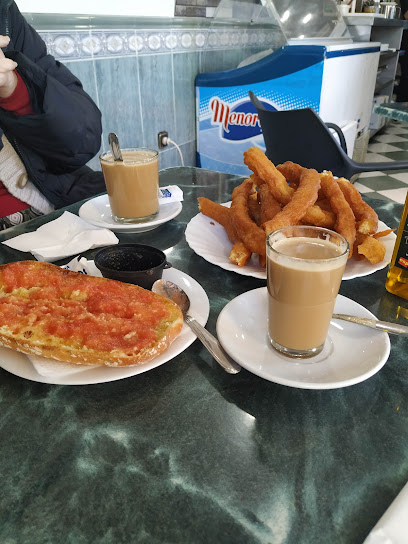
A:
0 267 209 386
216 288 391 390
78 194 182 232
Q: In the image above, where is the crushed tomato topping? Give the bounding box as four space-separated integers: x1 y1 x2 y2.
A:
0 262 172 353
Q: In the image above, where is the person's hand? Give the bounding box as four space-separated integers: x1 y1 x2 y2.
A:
0 35 18 98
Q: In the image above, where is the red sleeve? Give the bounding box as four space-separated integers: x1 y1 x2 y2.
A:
0 71 34 116
0 181 28 215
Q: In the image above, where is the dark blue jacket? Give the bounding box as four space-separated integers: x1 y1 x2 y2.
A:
0 0 106 208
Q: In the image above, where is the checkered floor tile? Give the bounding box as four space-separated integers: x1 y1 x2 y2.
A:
359 121 408 204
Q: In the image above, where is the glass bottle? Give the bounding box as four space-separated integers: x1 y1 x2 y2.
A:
385 191 408 300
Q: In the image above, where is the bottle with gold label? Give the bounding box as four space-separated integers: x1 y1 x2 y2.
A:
385 191 408 300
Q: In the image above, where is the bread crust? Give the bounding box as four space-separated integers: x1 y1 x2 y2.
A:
0 261 183 367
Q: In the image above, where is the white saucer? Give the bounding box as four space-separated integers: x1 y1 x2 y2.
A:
0 268 209 385
78 194 182 233
216 288 391 390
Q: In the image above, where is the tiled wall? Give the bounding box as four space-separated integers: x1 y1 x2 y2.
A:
25 14 278 173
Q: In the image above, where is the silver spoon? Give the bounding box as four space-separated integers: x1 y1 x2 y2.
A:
152 279 241 374
332 314 408 336
108 132 123 161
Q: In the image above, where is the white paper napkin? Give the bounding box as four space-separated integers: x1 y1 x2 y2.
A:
363 481 408 544
2 211 119 261
63 255 101 276
159 185 183 203
27 353 99 378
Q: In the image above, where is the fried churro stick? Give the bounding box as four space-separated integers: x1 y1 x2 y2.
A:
231 179 266 257
198 197 252 266
277 161 303 185
250 173 266 189
355 233 386 264
276 164 336 226
337 177 378 235
229 241 252 267
319 172 356 258
315 198 333 212
198 197 237 242
258 183 282 225
248 191 261 225
373 229 395 239
244 147 293 204
301 206 336 228
263 167 321 235
244 148 335 228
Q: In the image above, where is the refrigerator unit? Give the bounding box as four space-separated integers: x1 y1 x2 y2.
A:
195 0 380 176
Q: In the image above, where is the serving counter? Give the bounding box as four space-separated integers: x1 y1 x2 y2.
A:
0 167 407 544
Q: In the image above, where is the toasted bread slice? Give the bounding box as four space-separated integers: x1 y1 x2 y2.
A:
0 261 183 367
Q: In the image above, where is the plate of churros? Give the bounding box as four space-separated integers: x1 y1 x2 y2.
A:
186 210 395 281
186 148 396 281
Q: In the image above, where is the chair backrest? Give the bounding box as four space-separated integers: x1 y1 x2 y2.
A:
249 91 350 176
249 90 408 178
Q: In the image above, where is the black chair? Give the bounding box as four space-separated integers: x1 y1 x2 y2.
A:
249 90 408 179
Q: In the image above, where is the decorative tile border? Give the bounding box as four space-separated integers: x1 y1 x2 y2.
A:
39 27 282 60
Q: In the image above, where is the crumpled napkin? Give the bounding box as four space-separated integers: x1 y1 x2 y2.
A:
363 481 408 544
2 211 118 261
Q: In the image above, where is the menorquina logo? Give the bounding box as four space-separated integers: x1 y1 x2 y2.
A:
209 96 276 141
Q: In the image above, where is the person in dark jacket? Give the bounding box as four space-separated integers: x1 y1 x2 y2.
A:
0 0 105 229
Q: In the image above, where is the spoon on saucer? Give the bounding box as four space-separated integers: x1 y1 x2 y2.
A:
152 279 241 374
108 132 123 162
332 314 408 336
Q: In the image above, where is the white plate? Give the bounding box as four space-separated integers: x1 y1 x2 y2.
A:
216 288 391 390
344 221 395 279
185 203 396 281
0 268 209 385
78 194 182 233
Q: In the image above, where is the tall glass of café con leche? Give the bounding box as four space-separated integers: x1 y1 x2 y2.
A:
100 148 159 223
267 225 349 359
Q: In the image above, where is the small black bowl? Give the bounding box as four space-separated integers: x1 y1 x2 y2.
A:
94 244 171 290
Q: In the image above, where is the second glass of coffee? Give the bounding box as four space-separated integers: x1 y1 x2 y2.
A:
100 148 159 223
267 225 349 359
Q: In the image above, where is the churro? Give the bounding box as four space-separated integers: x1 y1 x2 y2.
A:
263 167 321 235
198 197 252 266
337 177 378 234
230 179 266 257
319 171 356 258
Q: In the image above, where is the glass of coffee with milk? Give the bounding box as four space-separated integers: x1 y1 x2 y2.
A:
100 148 159 223
267 225 349 358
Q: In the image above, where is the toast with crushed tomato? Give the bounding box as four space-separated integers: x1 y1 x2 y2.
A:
0 261 183 367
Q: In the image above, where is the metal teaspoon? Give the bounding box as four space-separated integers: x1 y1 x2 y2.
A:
152 279 241 374
108 132 123 161
332 314 408 336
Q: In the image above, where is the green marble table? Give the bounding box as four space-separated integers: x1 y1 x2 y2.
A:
0 167 407 544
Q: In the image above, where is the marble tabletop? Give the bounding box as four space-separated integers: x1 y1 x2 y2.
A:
0 167 407 544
